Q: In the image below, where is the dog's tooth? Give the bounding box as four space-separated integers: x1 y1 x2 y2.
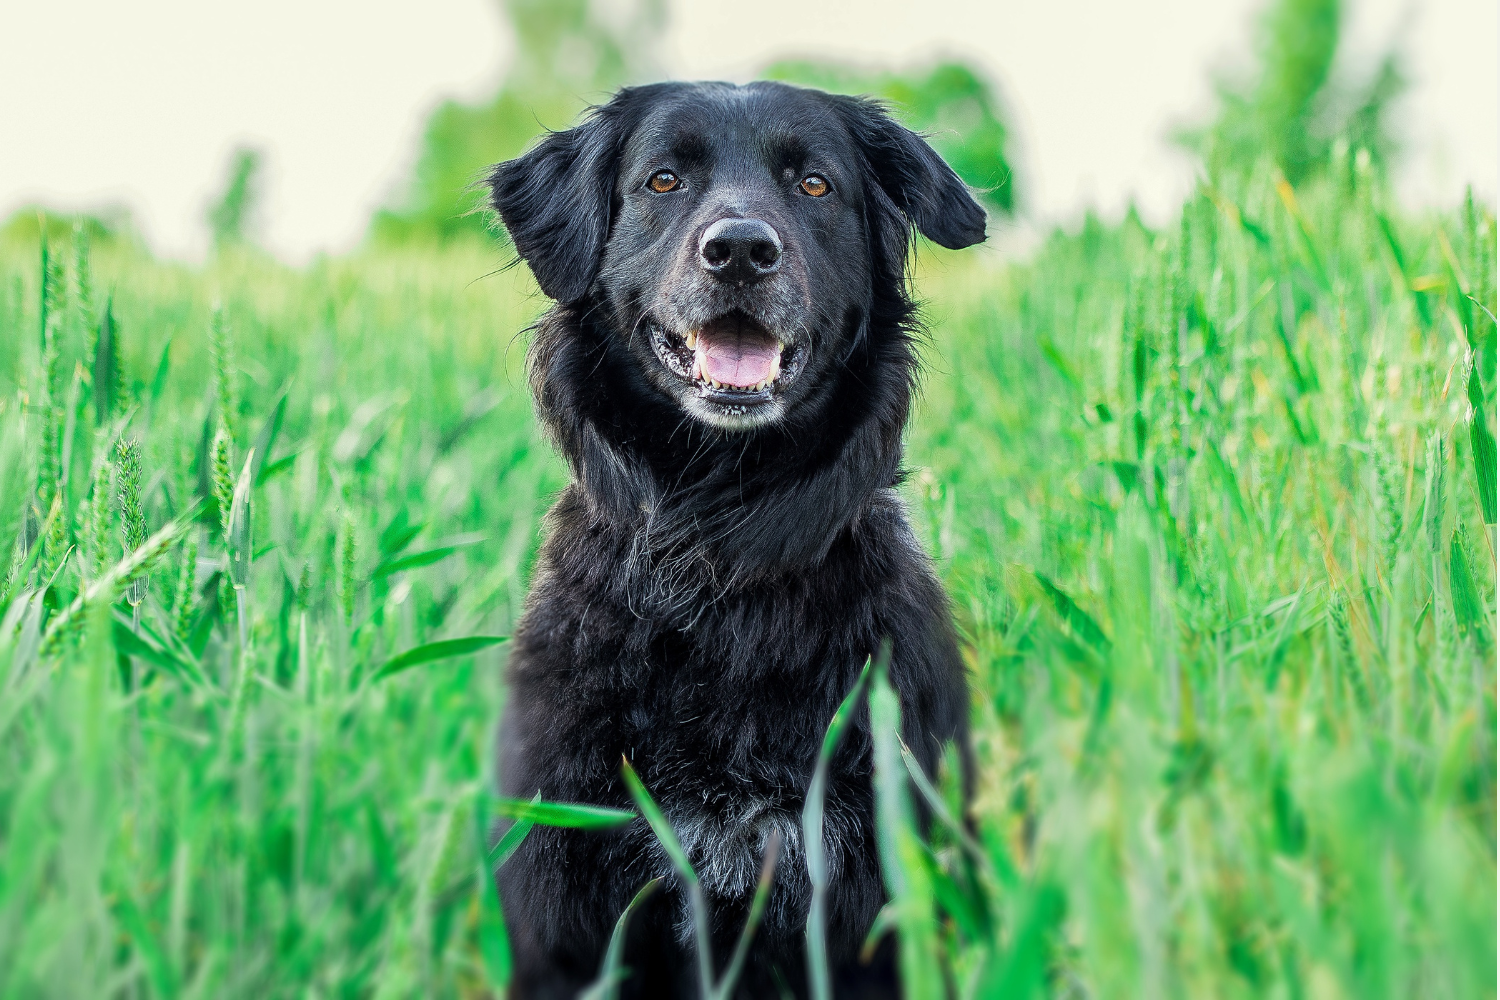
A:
686 330 698 349
692 355 703 381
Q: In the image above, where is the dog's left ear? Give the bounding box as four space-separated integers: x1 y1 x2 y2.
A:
486 104 625 304
836 97 988 250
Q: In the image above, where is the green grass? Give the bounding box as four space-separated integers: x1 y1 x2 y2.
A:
0 156 1493 999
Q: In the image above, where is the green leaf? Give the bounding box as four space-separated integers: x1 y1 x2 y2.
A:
370 635 508 682
148 334 172 407
256 452 297 485
111 614 207 689
488 792 540 868
1034 571 1110 650
491 797 635 830
250 390 288 487
371 538 482 579
1449 527 1487 639
1038 336 1080 389
378 510 424 556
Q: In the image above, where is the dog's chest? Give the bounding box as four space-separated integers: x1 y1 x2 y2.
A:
579 616 862 894
509 500 914 916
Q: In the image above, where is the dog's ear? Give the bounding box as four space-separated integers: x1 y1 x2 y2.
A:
486 104 625 303
836 97 987 251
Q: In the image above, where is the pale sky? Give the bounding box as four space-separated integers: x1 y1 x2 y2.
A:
1 0 1494 262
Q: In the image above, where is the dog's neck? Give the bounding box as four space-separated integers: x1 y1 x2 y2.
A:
529 305 918 584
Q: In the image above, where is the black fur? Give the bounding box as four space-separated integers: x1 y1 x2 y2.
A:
488 81 985 999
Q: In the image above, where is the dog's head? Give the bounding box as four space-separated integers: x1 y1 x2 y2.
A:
488 81 986 432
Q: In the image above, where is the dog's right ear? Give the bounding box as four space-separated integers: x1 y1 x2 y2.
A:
832 95 987 252
486 105 624 304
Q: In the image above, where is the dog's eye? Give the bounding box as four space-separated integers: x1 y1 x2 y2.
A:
648 170 680 193
799 174 830 197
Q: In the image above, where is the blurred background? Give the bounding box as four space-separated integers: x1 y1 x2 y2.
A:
1 0 1495 263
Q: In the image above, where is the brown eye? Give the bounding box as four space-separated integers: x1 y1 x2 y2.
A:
799 174 829 197
648 170 679 193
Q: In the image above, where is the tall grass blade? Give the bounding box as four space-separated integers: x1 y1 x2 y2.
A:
1465 355 1496 525
147 335 172 408
1275 178 1331 292
898 740 989 873
580 878 663 1000
227 449 255 662
620 754 714 1000
803 655 873 1000
869 644 943 1000
113 893 179 998
93 298 117 424
474 785 513 991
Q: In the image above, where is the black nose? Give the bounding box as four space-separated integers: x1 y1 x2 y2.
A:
698 217 781 283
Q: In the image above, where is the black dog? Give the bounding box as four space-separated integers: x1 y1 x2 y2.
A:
489 81 985 998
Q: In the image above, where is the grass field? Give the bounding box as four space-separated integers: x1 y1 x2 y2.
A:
0 154 1494 998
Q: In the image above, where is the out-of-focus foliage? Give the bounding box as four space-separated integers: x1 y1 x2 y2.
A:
371 2 1017 243
0 207 140 254
1180 0 1405 184
763 60 1016 215
207 148 264 249
371 0 665 244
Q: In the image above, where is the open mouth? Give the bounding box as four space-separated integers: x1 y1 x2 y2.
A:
649 312 803 408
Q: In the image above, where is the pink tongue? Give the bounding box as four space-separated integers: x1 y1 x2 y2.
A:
697 338 779 387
